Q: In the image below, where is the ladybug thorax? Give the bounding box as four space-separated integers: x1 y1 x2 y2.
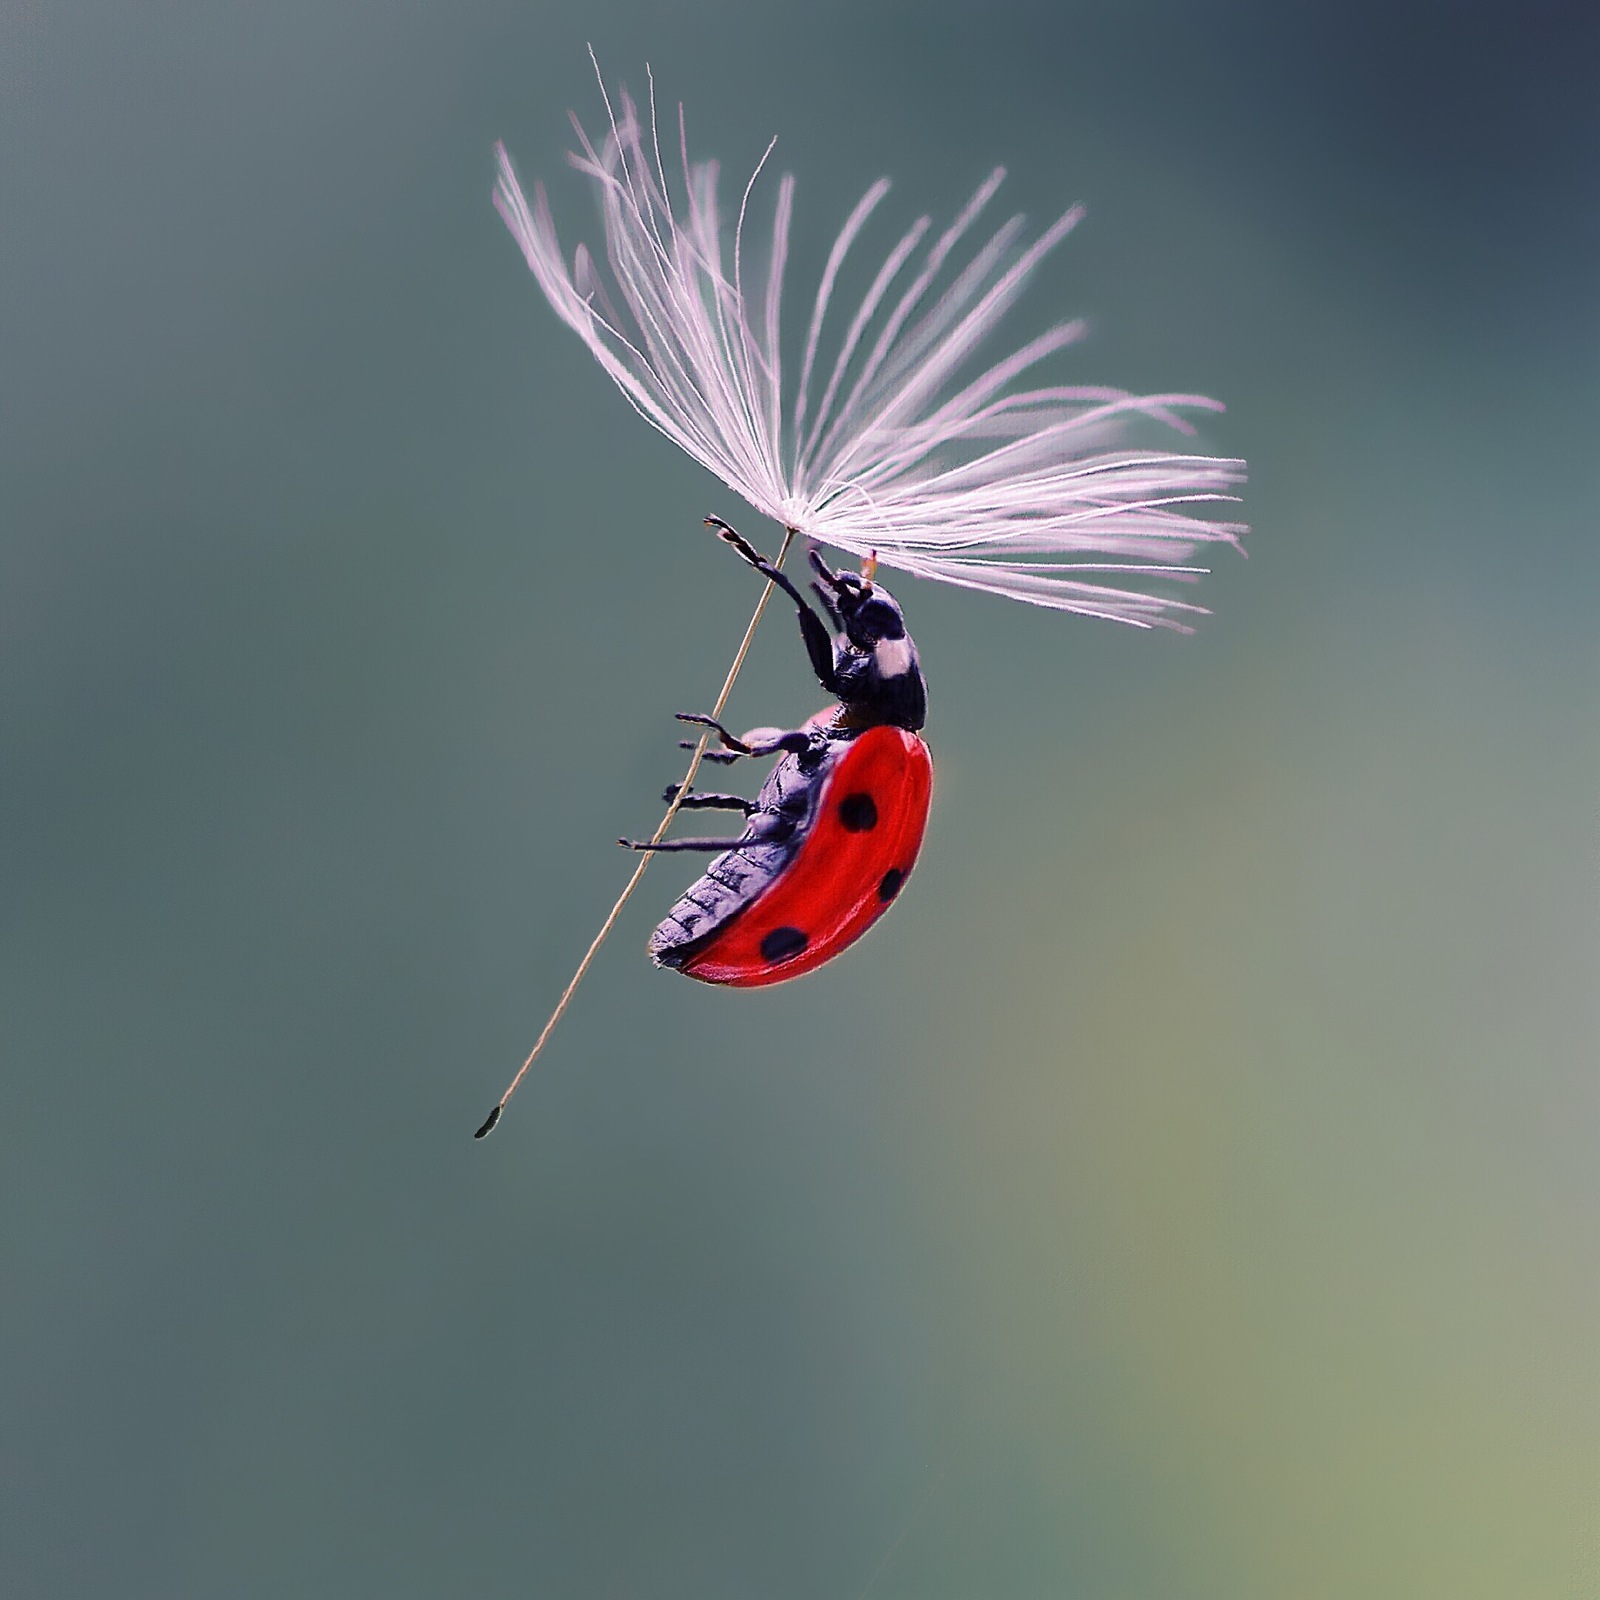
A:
832 625 927 732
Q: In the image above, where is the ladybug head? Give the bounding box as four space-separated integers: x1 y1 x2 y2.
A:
808 548 907 650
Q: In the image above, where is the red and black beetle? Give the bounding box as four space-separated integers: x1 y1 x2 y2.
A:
620 519 933 987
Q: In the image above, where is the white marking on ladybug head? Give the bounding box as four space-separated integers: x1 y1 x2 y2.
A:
874 636 913 677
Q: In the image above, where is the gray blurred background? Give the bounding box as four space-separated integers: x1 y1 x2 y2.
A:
4 3 1597 1596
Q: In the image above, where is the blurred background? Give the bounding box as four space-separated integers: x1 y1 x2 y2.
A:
4 2 1597 1596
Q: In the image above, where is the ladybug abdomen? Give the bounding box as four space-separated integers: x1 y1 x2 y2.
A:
647 751 823 965
650 725 933 988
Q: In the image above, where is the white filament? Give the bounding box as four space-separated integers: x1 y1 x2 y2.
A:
494 71 1246 629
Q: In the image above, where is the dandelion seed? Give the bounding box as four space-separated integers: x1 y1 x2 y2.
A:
494 66 1246 630
474 65 1245 1135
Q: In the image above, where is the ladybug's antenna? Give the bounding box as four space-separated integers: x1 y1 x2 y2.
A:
473 524 800 1138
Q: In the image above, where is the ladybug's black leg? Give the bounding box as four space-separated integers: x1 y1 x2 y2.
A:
661 784 756 813
704 517 839 695
617 835 757 852
811 580 843 631
678 740 742 764
620 805 793 852
674 712 754 752
624 800 800 851
675 713 816 760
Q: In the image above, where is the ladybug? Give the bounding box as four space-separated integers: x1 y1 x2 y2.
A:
620 518 933 987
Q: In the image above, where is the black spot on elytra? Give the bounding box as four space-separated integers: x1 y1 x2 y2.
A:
760 925 809 963
838 791 878 831
877 868 904 903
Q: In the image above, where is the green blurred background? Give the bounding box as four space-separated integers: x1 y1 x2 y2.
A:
4 3 1597 1596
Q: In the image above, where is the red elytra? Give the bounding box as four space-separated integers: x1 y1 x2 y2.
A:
672 725 932 987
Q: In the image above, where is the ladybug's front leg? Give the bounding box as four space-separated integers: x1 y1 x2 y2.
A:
704 517 839 696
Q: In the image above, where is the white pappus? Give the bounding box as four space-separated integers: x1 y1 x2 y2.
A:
493 66 1245 630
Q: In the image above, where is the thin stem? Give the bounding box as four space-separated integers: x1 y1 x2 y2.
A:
475 526 799 1138
855 1465 948 1600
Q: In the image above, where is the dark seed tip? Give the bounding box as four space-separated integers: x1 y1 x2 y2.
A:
474 1105 502 1139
